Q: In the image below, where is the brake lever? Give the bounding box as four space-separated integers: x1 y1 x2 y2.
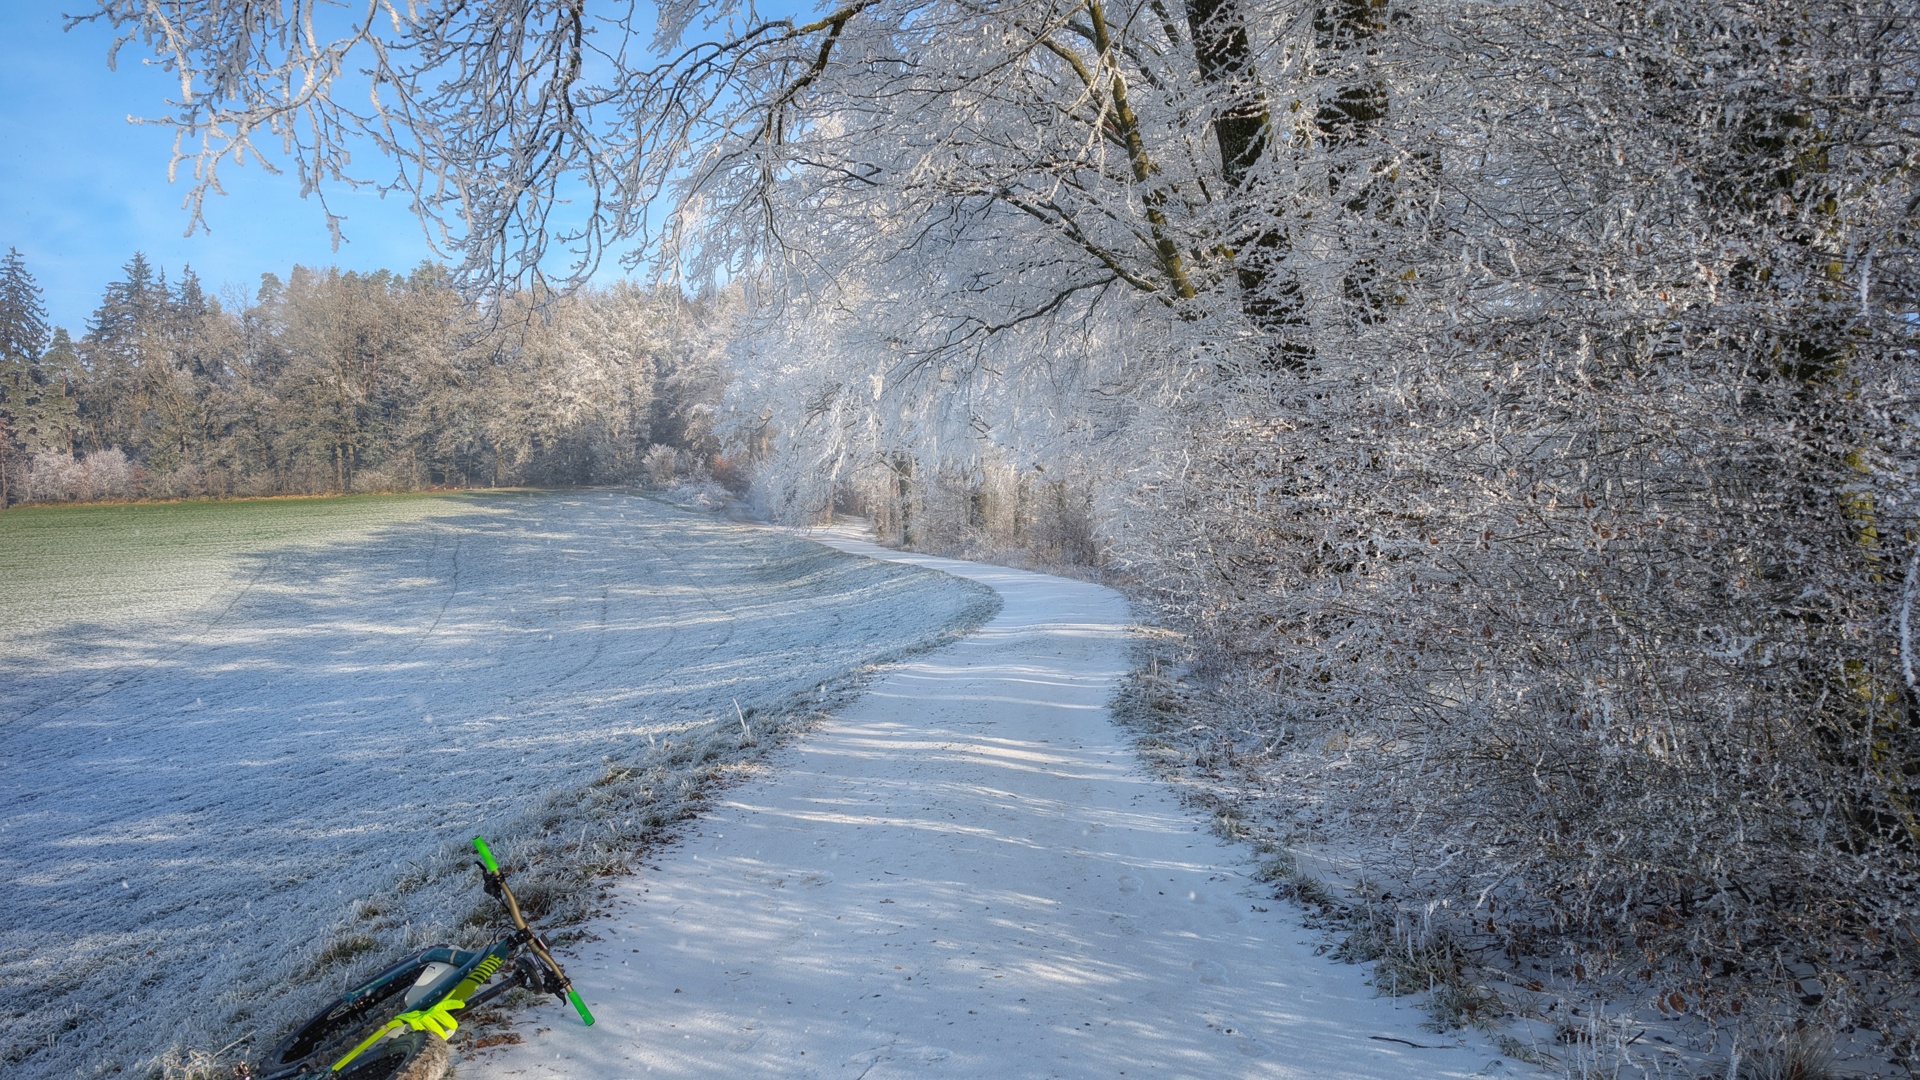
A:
475 860 503 900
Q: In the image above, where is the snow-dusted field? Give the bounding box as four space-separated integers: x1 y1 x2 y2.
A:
463 529 1525 1080
0 492 995 1078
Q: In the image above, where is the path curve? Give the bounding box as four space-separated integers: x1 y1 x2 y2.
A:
465 530 1513 1080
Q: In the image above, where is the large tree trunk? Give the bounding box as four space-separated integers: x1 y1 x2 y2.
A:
1183 1 1395 366
1183 0 1309 366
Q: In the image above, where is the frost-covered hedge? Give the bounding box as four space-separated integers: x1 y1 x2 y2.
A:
19 449 137 503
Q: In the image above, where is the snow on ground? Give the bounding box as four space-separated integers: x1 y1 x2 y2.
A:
462 528 1534 1080
0 492 995 1079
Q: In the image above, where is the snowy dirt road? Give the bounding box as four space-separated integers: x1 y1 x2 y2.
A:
0 493 994 1078
464 530 1526 1080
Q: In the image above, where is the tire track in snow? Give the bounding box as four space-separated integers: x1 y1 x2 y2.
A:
392 531 463 663
532 499 691 698
542 583 613 688
4 546 286 729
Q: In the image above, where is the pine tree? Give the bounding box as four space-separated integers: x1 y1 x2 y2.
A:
79 252 166 453
0 248 56 504
145 265 222 478
36 328 80 454
87 251 161 351
0 247 49 362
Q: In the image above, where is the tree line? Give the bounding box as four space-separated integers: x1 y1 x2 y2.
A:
0 249 731 506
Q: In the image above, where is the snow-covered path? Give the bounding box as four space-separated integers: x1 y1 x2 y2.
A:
466 532 1514 1080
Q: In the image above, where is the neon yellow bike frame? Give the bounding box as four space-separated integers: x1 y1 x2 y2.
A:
324 837 593 1073
330 954 505 1071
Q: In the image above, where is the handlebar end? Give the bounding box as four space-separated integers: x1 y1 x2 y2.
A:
472 835 499 874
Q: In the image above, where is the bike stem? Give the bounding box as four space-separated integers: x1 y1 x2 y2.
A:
471 836 596 1028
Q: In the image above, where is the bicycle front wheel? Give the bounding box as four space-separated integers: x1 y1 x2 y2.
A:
333 1030 449 1080
261 953 439 1078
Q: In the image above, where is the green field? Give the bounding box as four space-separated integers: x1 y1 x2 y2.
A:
0 493 503 650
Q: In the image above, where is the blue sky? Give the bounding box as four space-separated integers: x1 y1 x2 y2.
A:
0 4 817 334
0 8 444 333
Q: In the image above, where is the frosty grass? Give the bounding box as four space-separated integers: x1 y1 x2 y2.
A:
0 490 997 1078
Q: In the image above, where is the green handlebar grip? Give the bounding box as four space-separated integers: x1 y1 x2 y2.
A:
568 988 595 1027
473 836 499 873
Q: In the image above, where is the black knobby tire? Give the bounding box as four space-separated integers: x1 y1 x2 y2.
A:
261 955 435 1078
332 1030 449 1080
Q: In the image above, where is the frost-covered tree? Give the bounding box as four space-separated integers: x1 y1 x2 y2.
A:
0 249 74 504
32 328 82 459
0 248 49 362
77 2 1271 307
478 283 660 485
78 252 170 456
1106 1 1920 1033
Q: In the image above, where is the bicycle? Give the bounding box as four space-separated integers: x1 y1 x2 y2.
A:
253 836 595 1080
